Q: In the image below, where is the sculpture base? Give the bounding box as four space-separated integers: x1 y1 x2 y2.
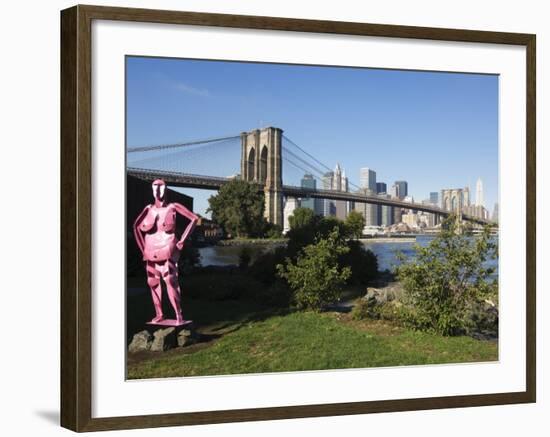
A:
146 319 193 327
128 321 198 352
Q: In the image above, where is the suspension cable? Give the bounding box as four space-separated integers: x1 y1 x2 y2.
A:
127 134 240 153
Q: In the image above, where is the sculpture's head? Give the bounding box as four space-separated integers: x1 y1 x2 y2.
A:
152 179 166 201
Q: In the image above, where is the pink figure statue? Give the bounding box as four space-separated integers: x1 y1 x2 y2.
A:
133 179 199 326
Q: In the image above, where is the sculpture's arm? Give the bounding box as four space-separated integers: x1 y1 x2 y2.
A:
173 203 199 248
133 206 149 254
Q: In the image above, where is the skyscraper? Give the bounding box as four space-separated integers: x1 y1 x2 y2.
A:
300 174 323 215
429 192 439 205
379 194 393 227
323 164 349 219
394 181 408 199
360 168 377 191
333 164 348 220
360 168 378 226
322 171 334 217
376 182 387 194
476 178 484 207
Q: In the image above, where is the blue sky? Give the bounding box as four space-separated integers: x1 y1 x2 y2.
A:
126 56 498 217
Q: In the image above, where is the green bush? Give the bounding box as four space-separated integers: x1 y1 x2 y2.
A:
250 246 288 284
264 223 283 239
351 297 404 322
277 228 351 311
350 298 372 320
340 240 378 284
377 302 405 321
396 216 498 336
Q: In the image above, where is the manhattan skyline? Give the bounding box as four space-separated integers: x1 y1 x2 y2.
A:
127 56 498 217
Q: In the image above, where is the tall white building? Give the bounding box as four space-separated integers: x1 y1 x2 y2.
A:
322 164 349 219
476 177 484 207
283 197 300 234
333 164 349 220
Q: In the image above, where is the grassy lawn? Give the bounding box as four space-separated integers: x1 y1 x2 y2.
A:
127 304 498 379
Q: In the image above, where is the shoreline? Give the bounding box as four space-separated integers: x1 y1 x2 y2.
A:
216 236 420 246
359 237 417 243
217 238 288 246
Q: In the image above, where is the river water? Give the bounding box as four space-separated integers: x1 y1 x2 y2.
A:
198 235 498 274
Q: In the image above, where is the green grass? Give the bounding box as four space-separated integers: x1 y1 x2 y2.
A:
127 309 498 379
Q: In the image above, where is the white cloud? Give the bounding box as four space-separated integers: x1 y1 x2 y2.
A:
173 81 211 97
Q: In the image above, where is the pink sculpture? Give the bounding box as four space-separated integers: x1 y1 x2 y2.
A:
133 179 199 326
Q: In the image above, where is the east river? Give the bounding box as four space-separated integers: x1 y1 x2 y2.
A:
198 235 499 274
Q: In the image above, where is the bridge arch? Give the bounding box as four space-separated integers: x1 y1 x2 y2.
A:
247 147 255 182
451 195 457 212
259 145 268 183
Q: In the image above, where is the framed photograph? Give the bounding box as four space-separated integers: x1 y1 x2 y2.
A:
60 4 536 432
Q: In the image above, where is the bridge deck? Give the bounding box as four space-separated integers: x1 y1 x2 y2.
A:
127 167 492 226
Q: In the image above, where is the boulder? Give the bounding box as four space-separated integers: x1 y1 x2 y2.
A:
365 284 403 305
150 327 177 352
177 326 198 347
128 330 153 352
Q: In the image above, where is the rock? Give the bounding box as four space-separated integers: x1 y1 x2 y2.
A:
150 327 177 352
177 326 198 347
128 330 153 352
365 282 405 305
365 287 392 305
129 323 198 352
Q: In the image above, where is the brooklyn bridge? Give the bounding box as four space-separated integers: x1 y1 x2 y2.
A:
127 126 492 227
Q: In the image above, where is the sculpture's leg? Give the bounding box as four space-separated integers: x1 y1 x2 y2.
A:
146 262 164 323
163 260 183 323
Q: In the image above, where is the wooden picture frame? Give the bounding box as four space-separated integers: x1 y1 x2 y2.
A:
60 4 536 432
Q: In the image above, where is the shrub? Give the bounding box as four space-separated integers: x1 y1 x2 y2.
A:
340 240 378 284
350 298 372 320
351 297 403 322
377 302 405 321
264 223 283 239
250 246 288 284
238 246 252 270
317 216 349 240
396 216 498 336
255 280 293 307
277 228 351 311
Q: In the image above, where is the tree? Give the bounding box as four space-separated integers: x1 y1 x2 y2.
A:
345 210 365 239
285 207 319 257
207 179 267 238
396 215 498 336
288 207 316 230
277 227 351 311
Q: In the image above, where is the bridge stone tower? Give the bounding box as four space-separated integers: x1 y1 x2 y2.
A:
240 127 284 227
